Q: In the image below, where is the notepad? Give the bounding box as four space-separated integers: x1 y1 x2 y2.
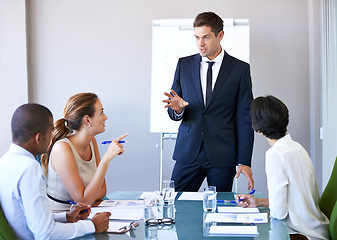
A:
209 225 259 237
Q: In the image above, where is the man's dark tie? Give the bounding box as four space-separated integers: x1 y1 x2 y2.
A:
206 61 215 105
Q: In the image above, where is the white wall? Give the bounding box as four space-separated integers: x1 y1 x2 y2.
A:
0 0 28 155
308 0 323 190
1 0 323 195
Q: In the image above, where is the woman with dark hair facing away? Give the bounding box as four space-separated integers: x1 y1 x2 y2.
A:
236 95 329 240
41 92 128 211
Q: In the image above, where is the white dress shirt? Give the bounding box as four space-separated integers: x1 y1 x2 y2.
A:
0 144 95 240
266 134 330 240
200 49 224 106
174 49 224 117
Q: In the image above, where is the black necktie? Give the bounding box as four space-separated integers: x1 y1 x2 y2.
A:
206 61 215 105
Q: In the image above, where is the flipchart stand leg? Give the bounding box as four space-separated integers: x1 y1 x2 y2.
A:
159 133 177 191
160 133 164 191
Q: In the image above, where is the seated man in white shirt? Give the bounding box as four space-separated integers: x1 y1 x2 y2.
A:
236 95 330 240
0 103 111 240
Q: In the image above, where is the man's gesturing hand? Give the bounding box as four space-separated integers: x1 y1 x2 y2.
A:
163 90 189 114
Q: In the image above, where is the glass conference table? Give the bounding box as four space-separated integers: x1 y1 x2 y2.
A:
75 191 290 240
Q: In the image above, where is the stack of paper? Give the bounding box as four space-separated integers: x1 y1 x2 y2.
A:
204 206 266 236
209 225 258 237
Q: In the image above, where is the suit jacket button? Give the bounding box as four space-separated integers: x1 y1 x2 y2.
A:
201 131 203 135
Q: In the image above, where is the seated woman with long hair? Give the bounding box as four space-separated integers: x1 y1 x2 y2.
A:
41 92 128 211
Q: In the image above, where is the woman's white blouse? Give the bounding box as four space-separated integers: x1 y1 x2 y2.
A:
266 134 329 239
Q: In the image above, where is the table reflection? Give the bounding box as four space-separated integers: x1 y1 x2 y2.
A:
145 224 178 240
268 217 290 240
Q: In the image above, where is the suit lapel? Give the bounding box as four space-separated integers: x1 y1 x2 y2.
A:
191 54 205 107
205 52 233 109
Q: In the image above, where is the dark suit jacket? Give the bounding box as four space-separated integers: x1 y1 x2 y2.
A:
168 51 254 168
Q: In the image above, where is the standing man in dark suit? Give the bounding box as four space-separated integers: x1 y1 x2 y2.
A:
163 12 254 192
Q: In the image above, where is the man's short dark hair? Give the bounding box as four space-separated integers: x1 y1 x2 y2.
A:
193 12 223 36
11 103 53 143
250 95 289 140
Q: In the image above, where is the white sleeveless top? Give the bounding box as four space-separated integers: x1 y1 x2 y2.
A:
47 138 97 212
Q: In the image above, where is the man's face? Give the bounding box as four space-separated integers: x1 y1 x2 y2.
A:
194 26 224 60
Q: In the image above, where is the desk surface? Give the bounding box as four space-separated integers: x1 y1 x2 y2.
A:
75 191 289 240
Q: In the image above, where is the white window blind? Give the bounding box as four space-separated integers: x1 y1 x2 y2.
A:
322 0 337 188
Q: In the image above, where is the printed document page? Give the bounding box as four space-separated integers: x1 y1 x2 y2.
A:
205 213 268 223
89 206 143 220
217 206 260 214
139 191 178 200
98 200 143 207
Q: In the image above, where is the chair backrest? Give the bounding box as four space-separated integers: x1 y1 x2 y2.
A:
319 156 337 240
0 203 16 240
319 156 337 219
330 201 337 240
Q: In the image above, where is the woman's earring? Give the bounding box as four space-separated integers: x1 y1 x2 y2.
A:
88 124 91 127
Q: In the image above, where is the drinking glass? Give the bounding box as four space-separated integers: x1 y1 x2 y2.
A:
163 204 175 219
203 186 216 212
143 195 157 222
162 180 175 205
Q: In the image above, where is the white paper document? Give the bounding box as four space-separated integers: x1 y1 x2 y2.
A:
139 191 178 200
205 213 268 223
209 225 259 237
217 206 260 214
178 192 218 201
107 221 133 233
89 206 143 220
139 192 157 199
178 192 203 200
98 200 143 207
